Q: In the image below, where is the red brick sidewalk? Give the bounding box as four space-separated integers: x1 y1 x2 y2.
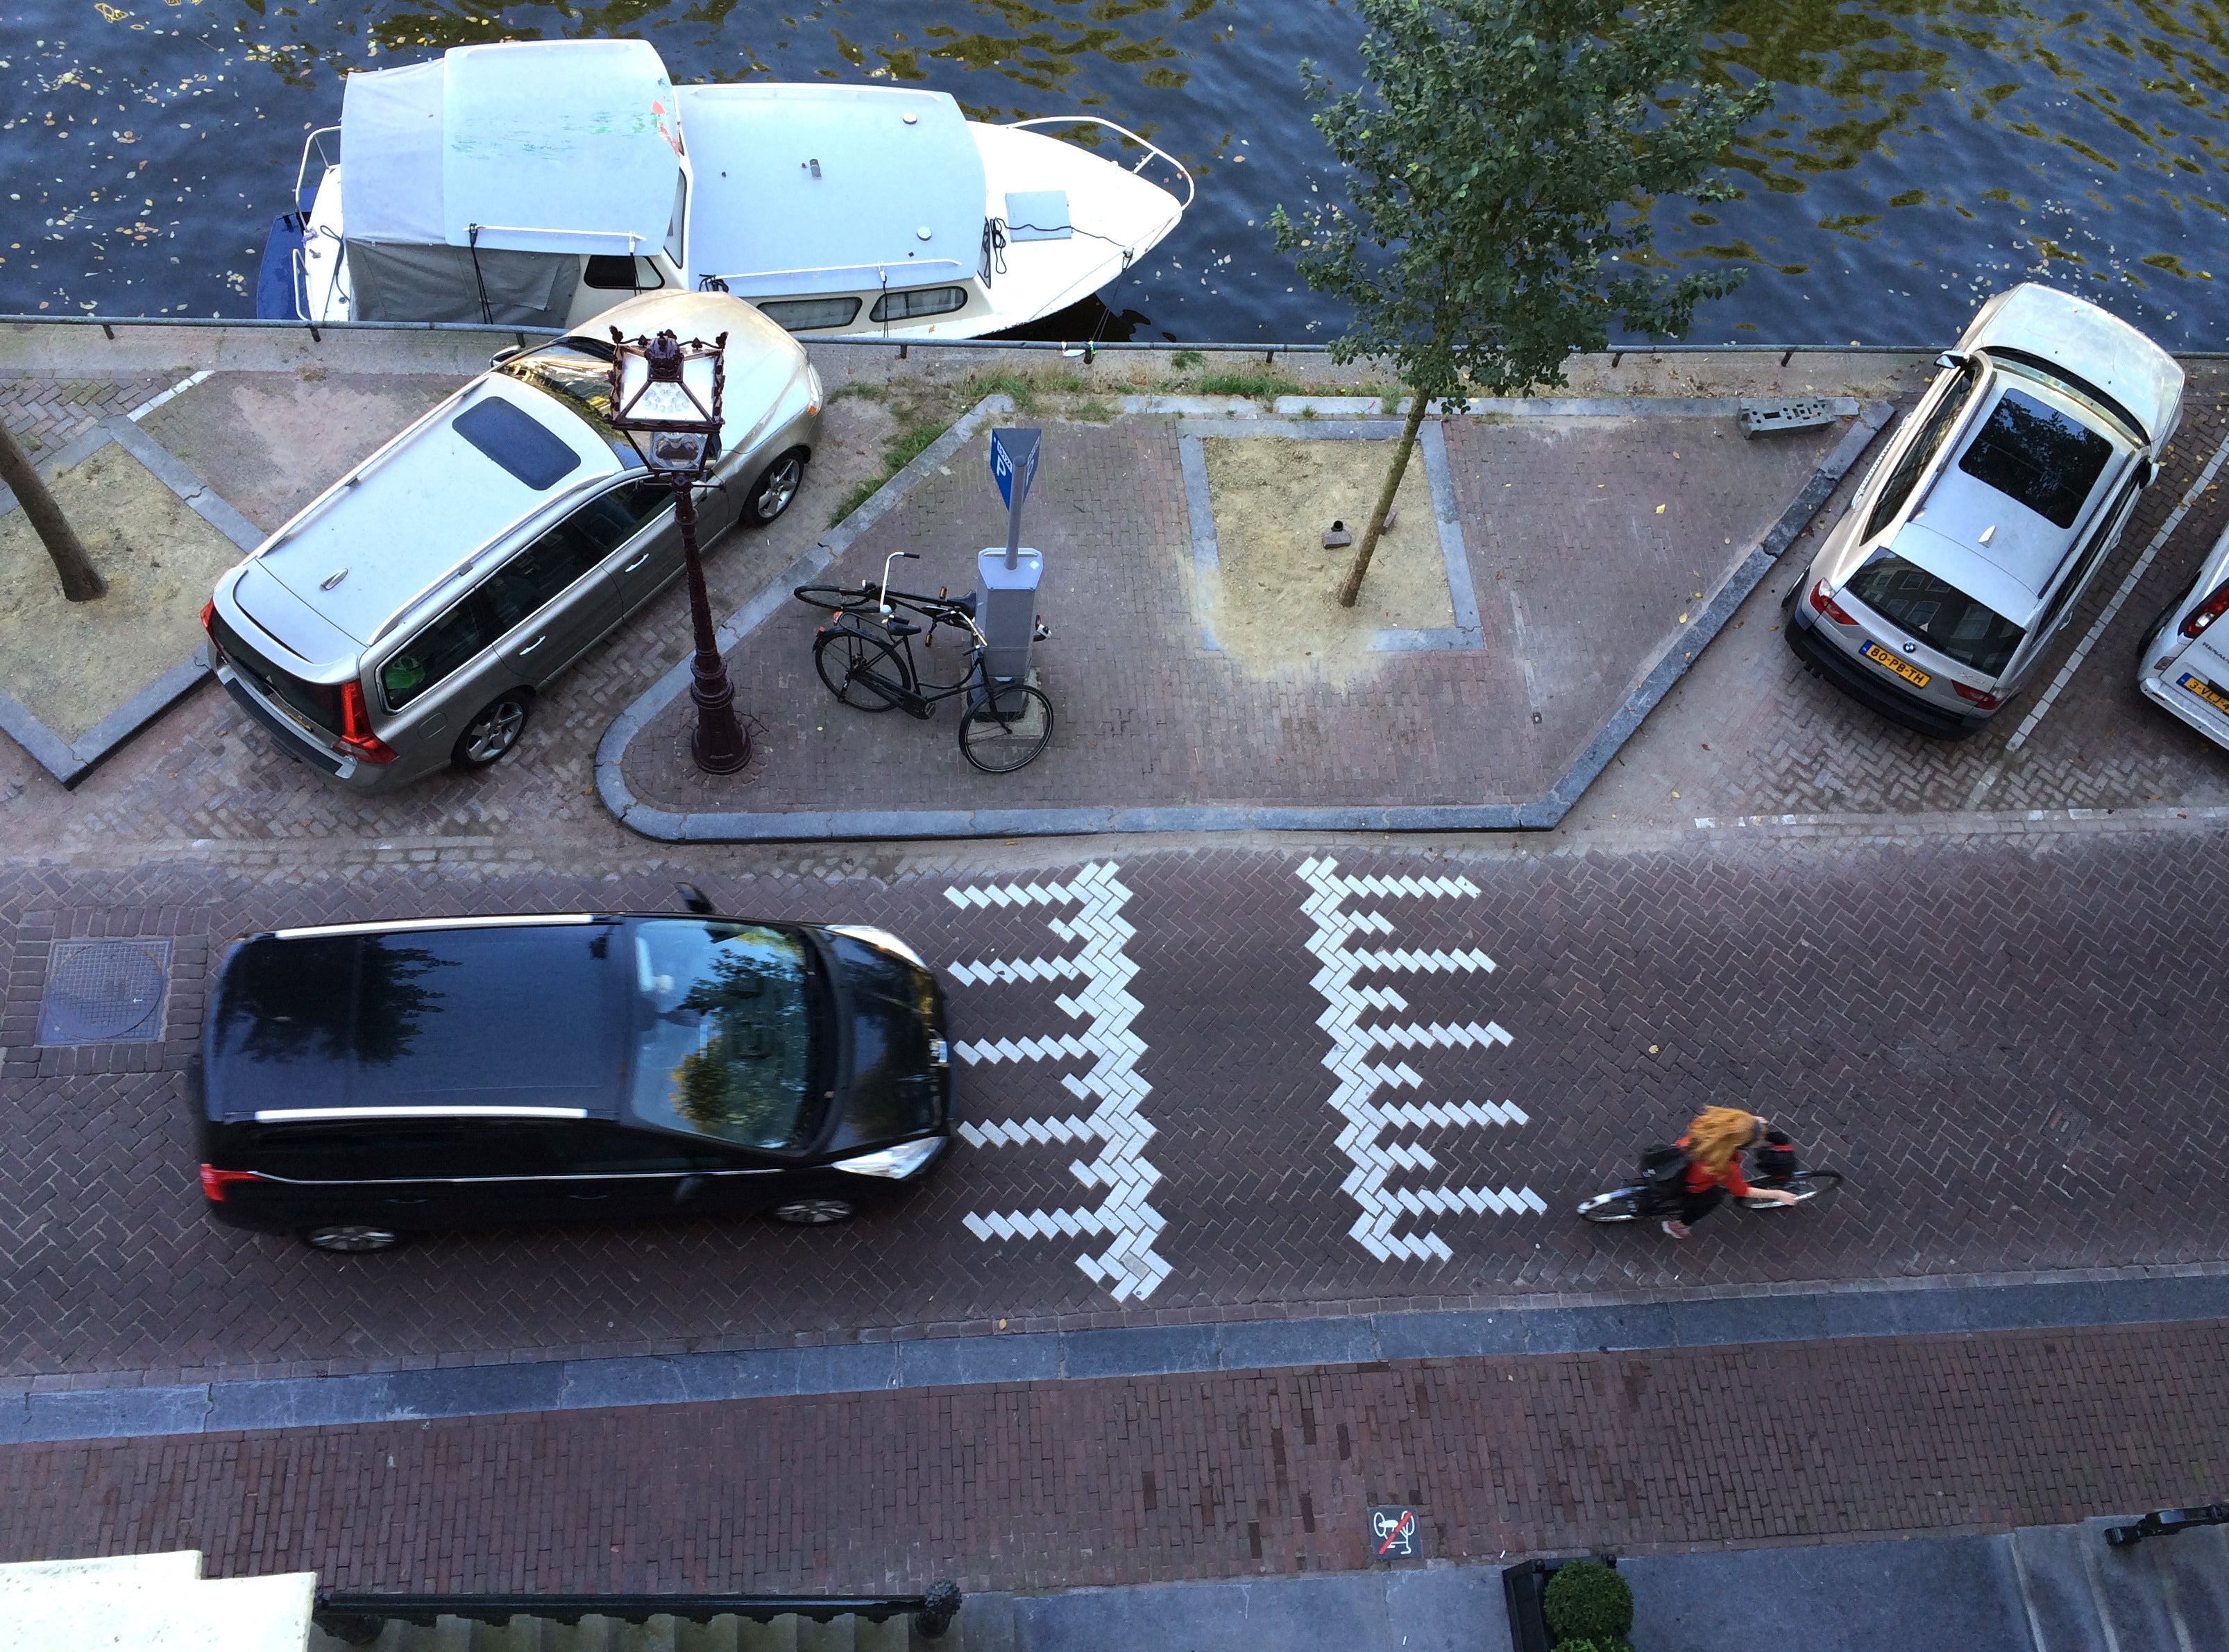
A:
3 1320 2219 1592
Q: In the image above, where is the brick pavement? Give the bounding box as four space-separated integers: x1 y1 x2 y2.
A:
4 364 2229 845
0 1319 2220 1589
0 371 173 454
616 409 1848 820
1570 365 2229 833
3 829 2227 1388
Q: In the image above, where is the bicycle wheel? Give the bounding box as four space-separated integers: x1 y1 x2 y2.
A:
815 629 908 711
959 683 1054 773
1577 1188 1645 1224
795 581 879 613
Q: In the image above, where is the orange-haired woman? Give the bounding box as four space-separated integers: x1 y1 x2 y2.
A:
1662 1107 1798 1239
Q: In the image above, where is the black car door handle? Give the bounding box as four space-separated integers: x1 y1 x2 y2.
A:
566 1191 610 1202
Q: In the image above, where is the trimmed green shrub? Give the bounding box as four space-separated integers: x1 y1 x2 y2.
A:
1543 1559 1632 1645
1550 1640 1634 1652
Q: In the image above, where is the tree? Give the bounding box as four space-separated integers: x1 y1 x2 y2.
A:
0 417 105 600
1271 0 1773 606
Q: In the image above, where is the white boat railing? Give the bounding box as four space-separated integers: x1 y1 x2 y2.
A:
1003 116 1195 211
294 125 340 216
466 223 645 252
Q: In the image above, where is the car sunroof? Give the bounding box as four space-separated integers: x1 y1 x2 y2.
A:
452 397 582 491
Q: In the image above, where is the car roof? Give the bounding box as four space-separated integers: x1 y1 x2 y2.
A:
1901 373 2128 606
242 374 626 655
203 916 631 1124
1960 282 2183 445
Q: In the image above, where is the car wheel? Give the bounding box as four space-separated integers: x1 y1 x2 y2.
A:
772 1197 855 1226
302 1224 400 1253
452 690 532 769
743 448 808 526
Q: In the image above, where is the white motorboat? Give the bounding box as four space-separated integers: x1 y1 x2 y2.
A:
259 38 1192 342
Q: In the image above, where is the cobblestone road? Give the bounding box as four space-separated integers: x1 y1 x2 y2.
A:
3 826 2225 1388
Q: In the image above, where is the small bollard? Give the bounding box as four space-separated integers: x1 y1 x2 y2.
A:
1323 519 1352 549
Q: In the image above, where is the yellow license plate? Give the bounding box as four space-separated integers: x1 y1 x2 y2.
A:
1864 642 1931 688
2180 671 2229 716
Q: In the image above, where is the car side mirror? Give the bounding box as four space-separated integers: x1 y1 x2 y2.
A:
489 345 527 368
675 882 715 915
1935 352 1965 371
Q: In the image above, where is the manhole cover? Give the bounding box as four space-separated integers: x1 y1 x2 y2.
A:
36 938 172 1046
2045 1102 2092 1153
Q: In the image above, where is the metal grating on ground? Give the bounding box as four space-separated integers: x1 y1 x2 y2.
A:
35 937 172 1045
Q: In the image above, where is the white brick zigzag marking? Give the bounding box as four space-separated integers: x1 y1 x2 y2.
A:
1298 856 1543 1263
944 862 1167 1301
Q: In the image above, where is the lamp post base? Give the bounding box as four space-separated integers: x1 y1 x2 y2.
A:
689 667 752 775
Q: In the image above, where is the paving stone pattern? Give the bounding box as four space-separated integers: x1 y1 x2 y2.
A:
3 830 2226 1388
620 413 1840 818
0 1318 2221 1591
1577 366 2229 831
0 373 171 453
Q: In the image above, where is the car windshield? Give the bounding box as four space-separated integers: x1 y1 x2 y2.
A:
625 919 824 1152
1847 553 2027 677
1956 386 2112 529
494 338 643 470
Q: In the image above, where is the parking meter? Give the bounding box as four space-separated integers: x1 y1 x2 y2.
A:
978 427 1044 712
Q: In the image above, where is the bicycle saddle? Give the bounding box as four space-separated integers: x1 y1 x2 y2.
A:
949 591 978 619
885 619 923 639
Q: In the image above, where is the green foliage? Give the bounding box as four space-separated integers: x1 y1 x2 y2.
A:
829 416 952 527
1270 0 1774 402
1550 1640 1634 1652
825 381 888 404
1543 1560 1634 1645
1169 348 1206 368
1192 373 1308 400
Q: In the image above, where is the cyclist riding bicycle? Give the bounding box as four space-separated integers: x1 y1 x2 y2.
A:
1659 1107 1799 1239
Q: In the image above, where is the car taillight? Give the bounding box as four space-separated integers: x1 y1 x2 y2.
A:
1808 580 1858 626
2180 579 2229 638
337 681 399 763
199 1164 262 1202
199 598 216 634
1952 682 2001 709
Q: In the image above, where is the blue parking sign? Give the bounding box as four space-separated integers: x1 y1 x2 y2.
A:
990 427 1041 511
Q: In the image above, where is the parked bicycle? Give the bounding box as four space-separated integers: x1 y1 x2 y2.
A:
795 551 1055 774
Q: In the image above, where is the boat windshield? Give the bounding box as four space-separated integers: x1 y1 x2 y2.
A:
625 919 827 1152
494 338 643 469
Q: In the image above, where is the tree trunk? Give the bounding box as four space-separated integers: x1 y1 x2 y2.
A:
0 418 105 601
1337 388 1429 608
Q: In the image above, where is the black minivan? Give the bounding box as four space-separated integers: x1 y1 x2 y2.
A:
194 894 952 1250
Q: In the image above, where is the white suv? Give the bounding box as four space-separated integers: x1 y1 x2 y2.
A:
1785 284 2182 737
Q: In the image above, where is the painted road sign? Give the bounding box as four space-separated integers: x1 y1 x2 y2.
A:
1369 1506 1423 1562
990 427 1041 512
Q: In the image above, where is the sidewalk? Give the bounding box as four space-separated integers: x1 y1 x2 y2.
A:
601 395 1887 839
3 1316 2222 1603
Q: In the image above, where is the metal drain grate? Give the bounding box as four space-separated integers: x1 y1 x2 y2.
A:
2044 1102 2092 1153
36 938 173 1046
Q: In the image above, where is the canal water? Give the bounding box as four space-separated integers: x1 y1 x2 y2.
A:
1 0 2226 351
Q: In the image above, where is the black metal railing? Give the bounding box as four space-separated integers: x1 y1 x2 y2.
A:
312 1581 961 1644
2105 1503 2229 1547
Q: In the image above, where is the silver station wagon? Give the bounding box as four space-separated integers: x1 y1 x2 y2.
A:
2139 518 2229 753
201 290 822 789
1785 283 2183 737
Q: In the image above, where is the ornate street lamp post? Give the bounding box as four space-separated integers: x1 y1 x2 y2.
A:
604 327 750 774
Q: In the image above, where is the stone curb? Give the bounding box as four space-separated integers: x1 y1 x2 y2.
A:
0 416 262 789
4 1262 2220 1445
596 400 1896 842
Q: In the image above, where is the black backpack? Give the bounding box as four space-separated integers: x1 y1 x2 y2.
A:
1637 1143 1689 1186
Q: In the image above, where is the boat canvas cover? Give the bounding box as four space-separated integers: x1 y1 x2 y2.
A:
679 85 984 299
340 39 681 257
